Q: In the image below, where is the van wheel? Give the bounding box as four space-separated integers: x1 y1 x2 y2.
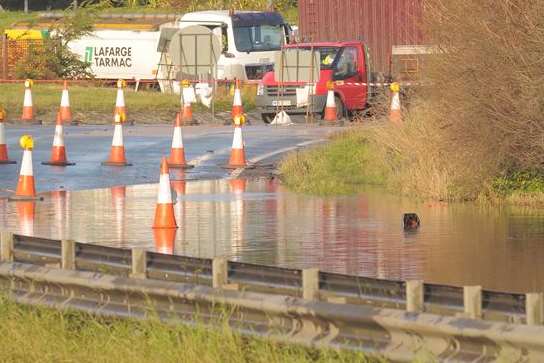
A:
335 97 345 120
261 113 274 124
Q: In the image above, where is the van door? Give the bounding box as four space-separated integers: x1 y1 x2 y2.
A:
333 46 367 110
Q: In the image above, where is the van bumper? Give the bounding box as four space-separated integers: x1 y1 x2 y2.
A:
256 94 327 114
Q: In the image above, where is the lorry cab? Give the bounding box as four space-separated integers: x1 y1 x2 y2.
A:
256 41 372 122
179 10 291 80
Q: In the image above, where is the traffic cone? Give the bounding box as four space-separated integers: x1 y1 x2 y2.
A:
0 109 16 164
324 81 337 123
389 82 402 124
102 114 131 166
153 228 176 255
225 115 247 169
168 113 193 169
10 135 40 201
59 80 72 124
42 112 75 166
21 79 39 124
181 80 197 126
153 157 177 229
231 79 244 119
114 79 127 119
181 101 194 125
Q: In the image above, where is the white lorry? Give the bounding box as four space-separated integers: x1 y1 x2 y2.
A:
65 10 291 90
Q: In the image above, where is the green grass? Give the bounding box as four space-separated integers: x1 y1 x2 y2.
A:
279 130 388 195
0 296 376 363
0 83 256 124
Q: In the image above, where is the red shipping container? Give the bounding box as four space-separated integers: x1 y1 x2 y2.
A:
298 0 424 77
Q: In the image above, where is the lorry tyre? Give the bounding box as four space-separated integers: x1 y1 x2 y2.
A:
261 113 274 124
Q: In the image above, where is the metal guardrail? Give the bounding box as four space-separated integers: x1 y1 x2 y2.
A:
0 232 541 325
2 231 544 361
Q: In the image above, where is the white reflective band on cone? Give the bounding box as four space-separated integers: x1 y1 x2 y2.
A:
20 150 33 176
60 90 70 107
171 127 184 148
0 123 5 144
157 173 173 204
23 89 33 107
53 125 64 147
326 90 335 107
232 127 243 149
182 87 196 104
391 93 401 110
112 124 124 146
116 89 125 107
233 89 242 105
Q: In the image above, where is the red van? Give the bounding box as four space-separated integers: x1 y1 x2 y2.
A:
255 41 373 123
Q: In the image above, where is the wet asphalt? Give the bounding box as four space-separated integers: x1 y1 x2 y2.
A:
0 122 334 197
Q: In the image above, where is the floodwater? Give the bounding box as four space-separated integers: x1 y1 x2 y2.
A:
1 177 544 293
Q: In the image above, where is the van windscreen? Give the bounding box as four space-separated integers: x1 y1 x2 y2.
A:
296 47 340 70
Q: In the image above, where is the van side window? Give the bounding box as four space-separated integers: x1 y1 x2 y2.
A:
335 47 358 79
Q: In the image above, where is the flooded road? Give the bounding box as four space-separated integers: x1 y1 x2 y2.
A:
0 124 331 195
1 178 544 293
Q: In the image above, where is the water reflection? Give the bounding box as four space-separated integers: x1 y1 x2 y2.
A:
1 179 544 292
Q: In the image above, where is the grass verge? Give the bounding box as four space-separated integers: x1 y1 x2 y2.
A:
280 118 544 207
279 130 387 195
0 296 375 363
0 83 256 124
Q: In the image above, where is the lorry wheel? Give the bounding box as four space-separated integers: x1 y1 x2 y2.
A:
261 113 274 124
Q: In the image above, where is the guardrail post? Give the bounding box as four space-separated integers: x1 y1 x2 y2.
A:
464 285 482 319
0 231 14 262
61 239 76 270
406 280 424 313
526 292 544 325
131 248 147 279
213 257 228 289
302 268 320 300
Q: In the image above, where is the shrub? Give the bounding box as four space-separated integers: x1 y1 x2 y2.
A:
15 9 95 79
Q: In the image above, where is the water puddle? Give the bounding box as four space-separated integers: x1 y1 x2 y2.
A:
1 177 544 293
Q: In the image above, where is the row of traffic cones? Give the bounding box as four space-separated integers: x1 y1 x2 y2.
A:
17 79 126 124
5 111 249 201
322 81 403 124
15 78 247 126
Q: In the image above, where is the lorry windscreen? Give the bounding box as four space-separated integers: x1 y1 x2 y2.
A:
233 24 284 52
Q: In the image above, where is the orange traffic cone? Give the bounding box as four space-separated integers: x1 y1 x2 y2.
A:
181 80 196 125
59 80 72 124
10 135 40 201
225 115 247 169
42 112 75 166
153 228 176 254
0 109 16 164
114 79 127 119
153 157 177 229
324 82 337 123
21 79 39 124
102 114 131 166
231 79 244 119
168 113 193 169
389 82 402 124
